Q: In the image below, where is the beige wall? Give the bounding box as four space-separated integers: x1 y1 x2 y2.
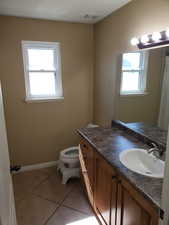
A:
0 16 94 166
94 0 169 126
115 48 164 124
1 0 169 166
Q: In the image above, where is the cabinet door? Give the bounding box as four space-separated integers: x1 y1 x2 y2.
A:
111 177 118 225
79 140 94 207
94 151 117 225
117 180 159 225
80 140 94 191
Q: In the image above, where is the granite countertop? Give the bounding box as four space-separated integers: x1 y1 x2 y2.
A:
126 122 167 148
77 126 163 211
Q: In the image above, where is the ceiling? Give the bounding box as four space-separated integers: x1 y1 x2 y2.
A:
0 0 131 24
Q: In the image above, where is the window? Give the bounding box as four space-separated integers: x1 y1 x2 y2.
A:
22 41 63 101
120 52 148 95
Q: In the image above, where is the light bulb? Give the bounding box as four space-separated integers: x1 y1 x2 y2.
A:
166 29 169 38
131 37 139 46
152 32 161 41
141 35 149 44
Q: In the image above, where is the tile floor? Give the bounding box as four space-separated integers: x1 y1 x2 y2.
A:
12 167 99 225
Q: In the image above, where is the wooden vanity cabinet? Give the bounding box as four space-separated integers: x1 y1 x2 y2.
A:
79 139 159 225
94 151 118 225
116 179 159 225
80 140 94 191
79 140 94 207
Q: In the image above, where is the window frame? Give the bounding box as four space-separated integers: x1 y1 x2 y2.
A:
22 41 63 102
120 51 149 96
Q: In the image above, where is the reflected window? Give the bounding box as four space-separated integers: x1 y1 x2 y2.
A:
120 52 148 95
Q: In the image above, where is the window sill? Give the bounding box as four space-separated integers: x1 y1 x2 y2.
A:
120 92 148 97
24 96 64 103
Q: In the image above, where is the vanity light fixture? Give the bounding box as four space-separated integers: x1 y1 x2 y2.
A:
152 32 162 42
141 35 149 44
131 30 169 49
131 37 139 46
166 29 169 38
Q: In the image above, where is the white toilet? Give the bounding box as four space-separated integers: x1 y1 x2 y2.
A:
60 146 79 168
57 146 80 184
57 124 99 184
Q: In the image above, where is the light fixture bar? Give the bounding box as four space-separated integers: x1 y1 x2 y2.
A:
131 30 169 49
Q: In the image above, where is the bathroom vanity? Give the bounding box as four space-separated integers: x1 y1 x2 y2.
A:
76 23 169 225
77 121 164 225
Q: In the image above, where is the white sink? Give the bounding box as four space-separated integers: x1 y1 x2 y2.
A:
119 148 165 178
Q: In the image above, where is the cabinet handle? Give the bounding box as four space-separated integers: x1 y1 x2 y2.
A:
112 175 117 180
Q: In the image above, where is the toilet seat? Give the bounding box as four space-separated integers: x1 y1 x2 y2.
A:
59 146 79 168
60 147 79 159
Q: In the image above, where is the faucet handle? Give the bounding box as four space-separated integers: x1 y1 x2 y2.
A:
151 142 158 149
148 143 164 157
147 143 158 154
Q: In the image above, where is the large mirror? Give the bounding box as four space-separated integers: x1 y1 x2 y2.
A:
115 46 169 133
114 46 168 219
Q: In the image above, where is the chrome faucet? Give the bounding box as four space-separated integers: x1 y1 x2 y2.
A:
147 143 161 159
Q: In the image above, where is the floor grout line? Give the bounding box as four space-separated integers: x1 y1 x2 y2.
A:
43 183 78 225
43 190 72 225
14 176 51 203
44 204 61 225
31 180 75 205
32 193 58 205
31 174 53 192
43 197 92 225
62 204 92 216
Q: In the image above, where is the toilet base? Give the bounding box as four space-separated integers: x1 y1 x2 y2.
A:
57 160 80 184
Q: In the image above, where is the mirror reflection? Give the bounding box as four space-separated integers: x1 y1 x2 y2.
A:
115 47 169 132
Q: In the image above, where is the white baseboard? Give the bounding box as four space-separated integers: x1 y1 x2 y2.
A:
13 161 59 173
